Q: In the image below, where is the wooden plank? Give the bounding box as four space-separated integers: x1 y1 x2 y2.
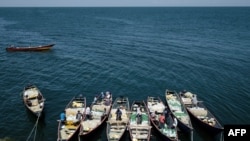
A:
131 130 149 134
110 125 126 128
129 125 151 129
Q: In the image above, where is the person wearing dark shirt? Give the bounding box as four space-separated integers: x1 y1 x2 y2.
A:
115 108 122 121
76 110 82 121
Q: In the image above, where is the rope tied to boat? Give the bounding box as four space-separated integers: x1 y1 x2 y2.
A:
26 113 40 141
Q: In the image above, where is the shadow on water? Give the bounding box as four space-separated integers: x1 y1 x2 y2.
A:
25 109 46 141
0 137 15 141
25 108 46 123
191 121 224 141
78 120 107 141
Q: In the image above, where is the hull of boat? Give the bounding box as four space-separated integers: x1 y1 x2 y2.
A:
6 44 55 52
106 96 130 141
165 89 193 133
180 91 224 134
22 84 45 117
79 93 112 139
57 95 86 141
187 109 223 134
128 100 151 141
147 96 178 141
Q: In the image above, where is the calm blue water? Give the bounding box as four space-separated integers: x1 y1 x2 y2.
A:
0 7 250 141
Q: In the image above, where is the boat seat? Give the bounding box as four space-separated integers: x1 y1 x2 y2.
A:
66 125 77 130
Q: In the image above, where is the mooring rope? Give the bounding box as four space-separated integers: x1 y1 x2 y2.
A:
26 113 40 141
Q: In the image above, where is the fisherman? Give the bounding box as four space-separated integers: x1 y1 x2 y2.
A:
93 96 97 104
104 98 111 106
151 111 157 120
86 107 92 120
101 92 105 99
191 94 198 107
136 107 142 124
26 99 32 107
37 93 42 101
159 113 165 129
115 107 122 121
60 111 66 124
76 110 83 123
39 102 44 108
106 91 111 99
163 107 169 123
172 116 178 129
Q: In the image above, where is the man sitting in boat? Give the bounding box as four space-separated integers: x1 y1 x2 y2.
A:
104 98 111 106
39 102 44 108
151 111 157 120
159 113 165 129
60 111 66 124
26 99 32 107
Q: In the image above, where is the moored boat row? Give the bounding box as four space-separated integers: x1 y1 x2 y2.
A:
20 85 223 141
56 90 223 141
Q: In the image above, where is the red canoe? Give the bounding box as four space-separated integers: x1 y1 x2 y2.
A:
6 44 55 52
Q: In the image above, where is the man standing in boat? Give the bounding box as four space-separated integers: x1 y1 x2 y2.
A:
75 110 83 124
115 107 122 121
191 94 198 107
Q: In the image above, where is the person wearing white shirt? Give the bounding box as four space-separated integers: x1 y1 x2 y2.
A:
85 107 91 120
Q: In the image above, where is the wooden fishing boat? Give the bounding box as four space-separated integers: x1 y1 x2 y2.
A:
165 89 193 133
6 44 55 52
78 92 112 139
128 100 151 141
22 84 45 117
179 91 224 134
57 95 86 141
146 96 178 141
106 96 130 141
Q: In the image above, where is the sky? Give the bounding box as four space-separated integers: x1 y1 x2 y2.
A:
0 0 250 7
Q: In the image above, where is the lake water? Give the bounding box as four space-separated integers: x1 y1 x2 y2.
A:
0 7 249 141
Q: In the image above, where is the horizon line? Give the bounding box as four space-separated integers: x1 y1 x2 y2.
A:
0 6 250 8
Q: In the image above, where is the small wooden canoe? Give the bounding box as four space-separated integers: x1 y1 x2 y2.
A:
22 84 45 117
78 92 112 139
147 96 178 141
57 95 86 141
6 44 55 52
128 100 151 141
106 96 130 141
179 91 224 134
